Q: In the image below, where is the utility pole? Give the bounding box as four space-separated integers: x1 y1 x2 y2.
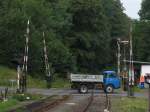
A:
121 40 129 91
128 22 134 97
123 43 127 71
117 38 129 77
119 40 129 71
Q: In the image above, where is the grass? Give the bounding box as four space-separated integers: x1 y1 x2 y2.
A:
0 95 58 112
51 77 70 88
111 97 148 112
0 65 70 88
0 66 70 112
28 75 70 88
7 95 59 112
0 93 44 112
115 85 146 94
0 99 19 112
27 77 47 88
0 66 17 86
133 86 147 93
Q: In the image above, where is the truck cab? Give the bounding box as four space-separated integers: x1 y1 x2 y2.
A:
103 71 121 93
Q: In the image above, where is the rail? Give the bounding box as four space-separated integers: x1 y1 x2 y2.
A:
80 90 111 112
9 95 70 112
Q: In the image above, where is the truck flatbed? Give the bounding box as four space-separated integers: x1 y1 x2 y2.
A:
70 73 103 83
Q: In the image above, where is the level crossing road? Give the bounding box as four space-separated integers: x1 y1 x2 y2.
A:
0 87 148 98
27 88 148 98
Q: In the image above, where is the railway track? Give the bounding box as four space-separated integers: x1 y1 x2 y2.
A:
9 95 70 112
9 91 111 112
78 90 111 112
82 89 94 112
27 95 69 112
104 93 111 112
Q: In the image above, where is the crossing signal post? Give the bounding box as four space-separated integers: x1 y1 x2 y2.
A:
18 20 30 93
43 32 51 88
16 21 52 92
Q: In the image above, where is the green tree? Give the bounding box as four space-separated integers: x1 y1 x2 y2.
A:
67 0 111 73
0 0 74 77
0 0 130 76
134 0 150 62
102 0 130 68
133 20 150 62
139 0 150 20
102 0 129 37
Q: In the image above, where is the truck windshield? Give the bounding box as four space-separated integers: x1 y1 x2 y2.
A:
103 72 117 78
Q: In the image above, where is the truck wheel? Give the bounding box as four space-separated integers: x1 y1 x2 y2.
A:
105 85 114 93
79 85 88 94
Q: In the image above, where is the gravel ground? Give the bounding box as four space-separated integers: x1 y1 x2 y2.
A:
86 95 107 112
46 94 108 112
46 94 90 112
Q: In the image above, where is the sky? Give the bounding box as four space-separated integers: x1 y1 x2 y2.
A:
120 0 142 19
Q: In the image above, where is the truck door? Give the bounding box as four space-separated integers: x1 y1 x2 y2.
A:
103 72 120 89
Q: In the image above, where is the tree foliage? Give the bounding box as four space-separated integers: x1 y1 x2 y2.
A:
0 0 129 77
133 0 150 62
139 0 150 20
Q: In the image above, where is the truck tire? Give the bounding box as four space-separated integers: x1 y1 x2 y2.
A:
79 85 88 94
105 85 114 93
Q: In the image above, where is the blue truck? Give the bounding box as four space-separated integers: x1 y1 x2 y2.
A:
70 71 121 93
